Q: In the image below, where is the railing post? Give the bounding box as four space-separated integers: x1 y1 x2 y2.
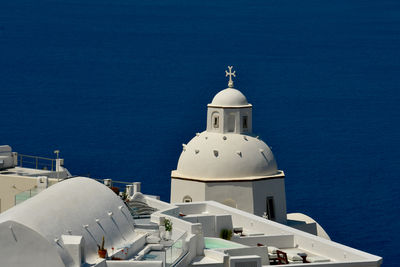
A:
20 155 22 167
51 160 54 171
36 157 38 169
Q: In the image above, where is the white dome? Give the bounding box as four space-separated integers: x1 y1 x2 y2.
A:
210 88 250 107
0 177 136 265
176 132 278 179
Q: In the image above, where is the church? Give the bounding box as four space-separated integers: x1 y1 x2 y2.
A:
171 66 287 223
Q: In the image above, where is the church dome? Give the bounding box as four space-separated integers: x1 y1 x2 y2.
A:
175 132 278 179
210 88 250 107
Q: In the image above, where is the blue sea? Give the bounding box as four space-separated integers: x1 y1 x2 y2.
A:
1 0 399 265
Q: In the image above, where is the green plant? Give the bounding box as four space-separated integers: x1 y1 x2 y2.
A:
97 236 105 251
164 218 173 232
220 229 232 240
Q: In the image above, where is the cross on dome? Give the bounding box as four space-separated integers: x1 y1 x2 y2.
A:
225 66 236 88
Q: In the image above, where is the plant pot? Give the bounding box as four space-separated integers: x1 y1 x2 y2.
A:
166 231 171 240
98 249 107 259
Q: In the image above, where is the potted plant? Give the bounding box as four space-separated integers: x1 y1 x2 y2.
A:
220 229 232 240
164 218 173 240
97 236 107 258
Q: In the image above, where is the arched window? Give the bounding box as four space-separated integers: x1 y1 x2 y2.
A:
212 114 219 128
182 195 192 203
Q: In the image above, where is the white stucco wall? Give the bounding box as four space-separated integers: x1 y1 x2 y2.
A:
205 181 254 213
171 177 287 224
252 178 287 223
170 178 206 203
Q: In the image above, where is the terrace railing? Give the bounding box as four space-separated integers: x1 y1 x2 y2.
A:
15 187 41 205
18 154 57 171
165 232 188 267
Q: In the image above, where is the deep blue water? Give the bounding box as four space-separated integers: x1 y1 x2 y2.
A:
1 0 399 265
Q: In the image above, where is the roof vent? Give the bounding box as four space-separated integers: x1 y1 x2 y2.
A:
213 150 219 157
195 149 200 154
223 136 227 140
236 151 242 157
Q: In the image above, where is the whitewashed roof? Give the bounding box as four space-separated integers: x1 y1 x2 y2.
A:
0 177 136 265
210 88 251 107
176 131 278 179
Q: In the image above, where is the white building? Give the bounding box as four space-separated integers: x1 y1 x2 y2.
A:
171 67 295 226
0 175 382 267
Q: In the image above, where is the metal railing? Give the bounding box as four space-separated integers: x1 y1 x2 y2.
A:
18 154 57 171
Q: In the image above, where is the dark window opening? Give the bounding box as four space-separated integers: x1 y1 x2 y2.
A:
183 195 192 203
266 196 276 220
213 116 219 128
243 116 248 129
227 115 235 132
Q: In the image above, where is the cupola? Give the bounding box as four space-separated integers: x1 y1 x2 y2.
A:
206 66 252 134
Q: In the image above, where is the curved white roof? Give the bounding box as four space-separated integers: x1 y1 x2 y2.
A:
175 132 278 179
210 88 250 107
0 177 136 265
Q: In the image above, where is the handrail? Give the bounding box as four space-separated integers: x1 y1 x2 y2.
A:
18 154 56 171
18 154 56 161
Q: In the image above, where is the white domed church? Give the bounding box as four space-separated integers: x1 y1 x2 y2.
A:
171 67 287 224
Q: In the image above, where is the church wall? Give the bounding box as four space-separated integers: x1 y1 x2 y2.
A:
170 178 206 203
206 107 224 133
252 178 287 224
239 108 252 133
205 181 254 214
222 108 239 134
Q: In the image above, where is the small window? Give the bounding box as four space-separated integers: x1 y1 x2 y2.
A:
243 116 248 129
213 116 219 128
227 115 235 132
266 196 276 220
183 195 192 203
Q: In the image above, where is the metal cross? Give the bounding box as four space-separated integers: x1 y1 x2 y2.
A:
225 66 236 88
